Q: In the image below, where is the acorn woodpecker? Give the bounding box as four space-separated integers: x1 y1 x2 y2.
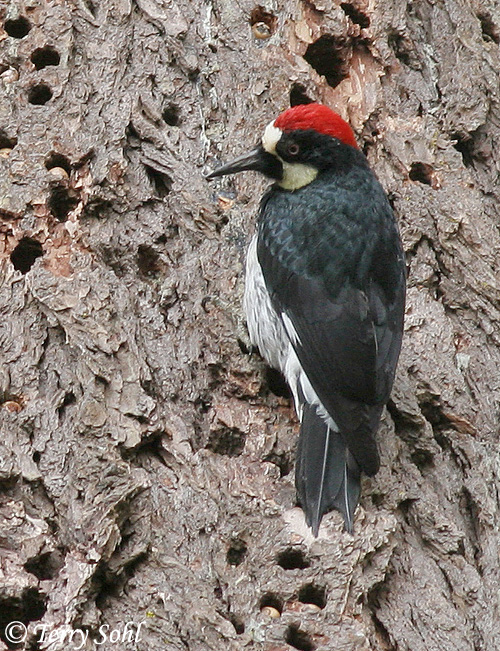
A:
207 103 406 535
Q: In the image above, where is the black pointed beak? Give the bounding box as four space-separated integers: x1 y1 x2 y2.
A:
205 146 282 180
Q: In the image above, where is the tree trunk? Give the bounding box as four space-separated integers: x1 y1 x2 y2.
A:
1 0 499 649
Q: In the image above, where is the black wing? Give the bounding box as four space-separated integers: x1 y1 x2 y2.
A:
257 177 405 476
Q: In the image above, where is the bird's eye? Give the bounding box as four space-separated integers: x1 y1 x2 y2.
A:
287 143 300 156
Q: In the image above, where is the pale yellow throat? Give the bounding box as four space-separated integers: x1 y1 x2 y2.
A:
262 122 318 191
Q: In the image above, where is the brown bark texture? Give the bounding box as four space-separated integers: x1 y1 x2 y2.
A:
1 0 500 649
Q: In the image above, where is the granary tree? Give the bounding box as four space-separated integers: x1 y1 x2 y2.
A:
1 1 499 650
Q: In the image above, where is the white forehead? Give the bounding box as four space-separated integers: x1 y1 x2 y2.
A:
262 121 282 154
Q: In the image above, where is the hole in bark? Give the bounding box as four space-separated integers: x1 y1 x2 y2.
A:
58 391 76 419
250 6 277 38
0 131 17 150
0 588 46 649
263 451 292 477
298 583 326 609
277 548 310 570
478 12 499 44
260 593 283 614
32 451 41 463
226 538 248 566
48 185 78 221
452 132 475 167
162 103 180 126
4 16 31 38
28 84 53 105
285 624 315 651
303 35 351 88
10 237 43 273
145 165 172 198
30 46 60 70
136 244 162 277
229 614 245 634
24 551 64 581
206 426 246 456
341 3 370 28
45 153 71 174
388 32 413 66
409 162 434 186
264 367 290 398
289 83 314 106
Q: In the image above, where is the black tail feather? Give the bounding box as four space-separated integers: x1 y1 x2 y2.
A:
296 403 361 535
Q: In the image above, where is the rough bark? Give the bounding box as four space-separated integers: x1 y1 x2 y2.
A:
1 0 499 650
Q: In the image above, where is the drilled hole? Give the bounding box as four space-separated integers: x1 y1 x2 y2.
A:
388 32 413 66
303 35 351 88
226 538 248 566
229 614 245 635
24 550 64 581
290 83 314 107
277 548 310 570
285 624 315 651
28 83 53 105
409 162 434 186
452 133 475 167
341 3 370 28
0 131 17 150
162 103 180 126
298 583 326 609
260 593 283 614
265 367 290 398
31 46 60 70
263 451 292 477
145 166 172 198
10 237 43 273
206 426 246 456
45 152 71 174
478 12 499 44
4 16 31 38
136 244 163 277
250 6 277 38
48 186 78 221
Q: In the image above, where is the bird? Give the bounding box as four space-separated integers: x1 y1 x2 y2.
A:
206 103 406 535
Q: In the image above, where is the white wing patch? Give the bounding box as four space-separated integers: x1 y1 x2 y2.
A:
244 235 338 432
281 312 301 347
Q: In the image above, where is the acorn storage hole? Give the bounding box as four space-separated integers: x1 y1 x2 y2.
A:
4 16 31 38
250 5 278 39
260 593 283 615
340 3 371 28
303 35 351 88
289 83 314 107
298 583 326 609
226 538 248 566
0 131 17 150
478 12 499 44
48 186 78 221
277 548 310 570
162 103 180 126
45 153 71 175
28 83 53 105
285 624 315 651
10 237 43 273
409 162 434 186
31 46 60 70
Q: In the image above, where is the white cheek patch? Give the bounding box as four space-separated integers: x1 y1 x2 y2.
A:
262 122 282 154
